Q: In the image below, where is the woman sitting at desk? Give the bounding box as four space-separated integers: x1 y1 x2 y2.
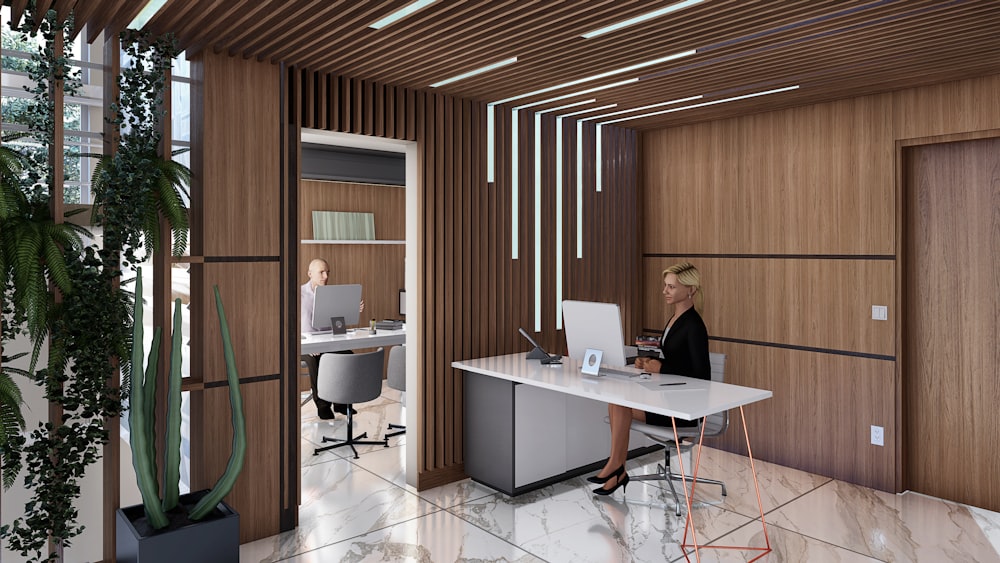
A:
590 262 710 496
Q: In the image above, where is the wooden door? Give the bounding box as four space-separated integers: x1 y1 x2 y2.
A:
903 137 1000 510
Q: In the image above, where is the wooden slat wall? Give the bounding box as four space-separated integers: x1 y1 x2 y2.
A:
188 51 287 543
289 70 640 488
640 72 1000 492
298 180 405 324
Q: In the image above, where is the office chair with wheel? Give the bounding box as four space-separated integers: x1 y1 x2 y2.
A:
630 352 729 516
385 345 406 439
313 348 389 459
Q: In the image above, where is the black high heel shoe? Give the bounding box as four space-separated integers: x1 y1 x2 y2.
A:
592 466 629 496
587 464 624 484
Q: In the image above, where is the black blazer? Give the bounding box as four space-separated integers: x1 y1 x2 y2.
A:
658 307 710 380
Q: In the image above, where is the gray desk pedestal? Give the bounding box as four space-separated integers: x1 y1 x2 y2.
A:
463 370 656 496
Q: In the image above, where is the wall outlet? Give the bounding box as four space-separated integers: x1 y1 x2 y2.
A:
872 305 888 321
870 425 884 446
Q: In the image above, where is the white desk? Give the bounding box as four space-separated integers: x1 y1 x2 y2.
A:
301 327 406 355
454 352 771 420
454 352 773 561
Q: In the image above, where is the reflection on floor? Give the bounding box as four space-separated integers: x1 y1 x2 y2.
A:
240 384 1000 562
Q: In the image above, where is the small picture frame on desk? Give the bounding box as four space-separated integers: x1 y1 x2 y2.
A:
581 348 603 375
330 316 346 335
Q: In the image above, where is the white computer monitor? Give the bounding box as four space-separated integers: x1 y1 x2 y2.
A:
312 284 362 330
561 300 627 367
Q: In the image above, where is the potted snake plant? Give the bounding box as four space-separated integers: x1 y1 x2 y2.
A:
115 271 246 563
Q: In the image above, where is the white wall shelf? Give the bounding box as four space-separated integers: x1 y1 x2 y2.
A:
301 239 404 245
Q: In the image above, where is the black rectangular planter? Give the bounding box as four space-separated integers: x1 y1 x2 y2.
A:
116 490 239 563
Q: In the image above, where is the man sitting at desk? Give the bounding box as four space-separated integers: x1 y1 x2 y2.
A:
301 258 364 420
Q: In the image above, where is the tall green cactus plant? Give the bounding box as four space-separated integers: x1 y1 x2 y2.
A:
129 270 246 529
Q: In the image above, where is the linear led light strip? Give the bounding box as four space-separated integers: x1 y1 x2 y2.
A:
370 0 436 29
487 49 696 182
576 94 703 192
582 0 705 39
599 85 801 124
511 99 596 261
553 104 616 264
524 101 597 330
430 57 518 88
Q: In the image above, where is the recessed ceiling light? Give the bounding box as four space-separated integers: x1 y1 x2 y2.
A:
431 57 518 88
370 0 436 30
582 0 705 39
492 49 696 106
599 85 800 124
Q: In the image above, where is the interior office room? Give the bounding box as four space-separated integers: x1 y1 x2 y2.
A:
2 1 999 562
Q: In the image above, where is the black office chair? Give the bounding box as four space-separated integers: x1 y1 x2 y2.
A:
313 348 389 458
385 345 406 439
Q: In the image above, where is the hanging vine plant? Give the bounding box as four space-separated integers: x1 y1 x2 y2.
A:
89 30 189 266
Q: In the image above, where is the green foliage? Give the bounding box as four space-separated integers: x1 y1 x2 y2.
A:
129 272 246 529
1 247 128 561
90 30 188 266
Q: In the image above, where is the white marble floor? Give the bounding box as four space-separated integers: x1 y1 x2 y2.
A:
240 385 1000 562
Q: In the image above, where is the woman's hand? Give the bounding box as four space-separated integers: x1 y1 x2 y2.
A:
635 357 661 373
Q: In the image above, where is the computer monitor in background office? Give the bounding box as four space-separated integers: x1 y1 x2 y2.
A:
312 284 363 330
561 300 628 367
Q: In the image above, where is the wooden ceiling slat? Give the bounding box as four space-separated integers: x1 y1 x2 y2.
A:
180 1 276 58
54 0 76 27
143 0 203 34
10 0 29 30
86 0 131 44
263 2 410 67
231 0 338 59
69 0 102 41
72 0 1000 130
32 0 55 32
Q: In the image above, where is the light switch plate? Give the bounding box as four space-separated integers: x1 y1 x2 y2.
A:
872 305 888 321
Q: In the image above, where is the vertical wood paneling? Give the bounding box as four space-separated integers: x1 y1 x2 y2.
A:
640 72 1000 496
190 51 286 543
289 72 638 487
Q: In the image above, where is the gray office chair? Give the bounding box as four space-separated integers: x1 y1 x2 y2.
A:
630 352 728 516
313 348 389 458
385 345 406 439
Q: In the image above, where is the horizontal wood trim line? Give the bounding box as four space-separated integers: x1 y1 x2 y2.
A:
707 340 897 491
204 256 282 262
172 256 206 264
710 336 893 361
643 257 895 358
644 253 895 260
636 332 894 361
203 373 282 388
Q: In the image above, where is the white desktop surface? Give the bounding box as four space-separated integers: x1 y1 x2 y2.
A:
301 327 406 354
452 352 771 421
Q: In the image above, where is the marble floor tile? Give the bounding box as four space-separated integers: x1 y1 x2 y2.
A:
243 457 440 562
628 445 833 519
448 474 753 561
968 503 1000 557
350 444 496 509
695 520 883 563
302 399 405 460
767 481 1000 562
279 510 543 563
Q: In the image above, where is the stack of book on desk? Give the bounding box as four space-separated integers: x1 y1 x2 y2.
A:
375 319 404 330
